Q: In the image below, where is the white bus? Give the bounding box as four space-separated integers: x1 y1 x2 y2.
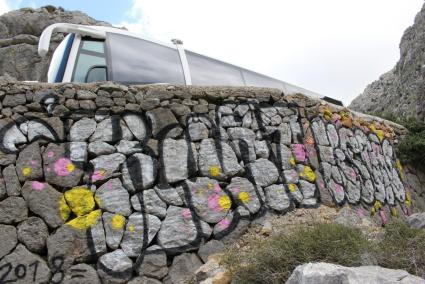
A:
38 23 342 105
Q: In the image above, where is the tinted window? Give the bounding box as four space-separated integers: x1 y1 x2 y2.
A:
107 33 184 84
72 38 107 83
86 66 107 83
186 51 244 86
73 53 106 83
242 70 284 90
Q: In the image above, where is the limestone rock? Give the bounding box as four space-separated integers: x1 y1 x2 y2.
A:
264 184 292 212
188 122 209 141
162 138 193 183
247 158 279 187
312 120 330 146
227 177 261 215
130 189 167 218
135 245 168 279
17 217 48 253
407 212 425 229
95 178 131 216
43 143 84 187
0 224 17 259
198 138 242 181
146 108 182 139
154 185 184 206
0 119 27 153
167 253 203 284
286 262 425 284
121 213 161 257
88 141 116 156
97 249 133 284
197 240 225 263
63 263 101 284
0 244 51 284
2 164 21 196
26 181 65 228
116 140 143 155
186 177 232 223
123 113 148 141
102 212 125 250
128 276 162 284
90 153 126 182
122 153 157 192
70 118 97 141
0 196 27 224
69 142 88 163
90 117 134 142
157 206 211 253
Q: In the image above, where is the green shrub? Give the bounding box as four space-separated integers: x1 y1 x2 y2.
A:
375 220 425 278
395 119 425 169
223 223 370 284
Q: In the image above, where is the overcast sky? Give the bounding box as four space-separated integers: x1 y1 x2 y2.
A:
1 0 424 105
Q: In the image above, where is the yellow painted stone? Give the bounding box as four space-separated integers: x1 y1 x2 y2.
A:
323 108 333 121
128 224 136 232
59 195 71 222
22 166 32 176
299 166 316 182
238 191 250 204
208 183 213 189
289 156 296 166
111 214 126 230
66 162 75 173
64 187 95 217
405 191 411 207
219 195 231 210
390 207 398 217
66 209 101 230
288 183 296 192
374 200 382 210
209 166 221 177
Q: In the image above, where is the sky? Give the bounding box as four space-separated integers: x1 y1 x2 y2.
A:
0 0 424 105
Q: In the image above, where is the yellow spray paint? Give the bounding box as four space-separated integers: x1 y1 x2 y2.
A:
299 166 316 182
218 195 231 210
64 187 95 217
288 183 296 192
323 108 333 121
209 166 221 177
405 191 411 207
111 214 126 230
390 207 398 217
22 166 32 176
238 191 250 204
289 156 296 166
66 209 101 230
59 195 71 222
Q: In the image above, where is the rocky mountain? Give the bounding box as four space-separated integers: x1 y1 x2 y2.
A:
349 2 425 122
0 6 110 82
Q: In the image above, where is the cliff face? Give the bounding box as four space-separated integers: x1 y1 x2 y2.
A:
0 6 110 82
349 3 425 121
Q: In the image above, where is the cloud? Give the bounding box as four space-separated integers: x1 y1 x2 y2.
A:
0 0 11 15
117 0 424 105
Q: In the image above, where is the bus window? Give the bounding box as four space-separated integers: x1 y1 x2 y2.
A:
186 51 244 86
242 70 285 90
106 33 185 84
72 38 107 83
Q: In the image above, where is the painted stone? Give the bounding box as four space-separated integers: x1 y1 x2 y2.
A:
122 153 157 192
188 122 209 141
157 206 211 253
88 141 116 156
198 138 242 181
123 113 148 141
312 120 330 146
146 108 182 139
247 158 279 187
227 177 261 215
264 184 292 212
90 117 134 142
130 189 167 218
15 142 43 182
162 138 193 183
63 263 101 284
95 178 132 216
90 153 126 182
186 177 232 223
70 118 97 141
102 212 125 250
116 140 143 155
121 213 161 257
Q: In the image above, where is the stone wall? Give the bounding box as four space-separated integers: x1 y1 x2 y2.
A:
0 78 420 283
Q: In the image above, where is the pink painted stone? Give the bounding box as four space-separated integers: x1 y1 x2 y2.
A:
47 151 54 158
54 158 73 176
379 210 388 225
92 170 105 182
214 183 222 193
106 182 113 190
335 183 343 194
31 181 45 191
292 144 306 162
230 187 240 194
181 208 192 219
356 208 365 218
207 194 221 212
30 160 37 165
217 218 230 230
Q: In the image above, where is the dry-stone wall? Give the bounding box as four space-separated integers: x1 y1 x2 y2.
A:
0 78 419 283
